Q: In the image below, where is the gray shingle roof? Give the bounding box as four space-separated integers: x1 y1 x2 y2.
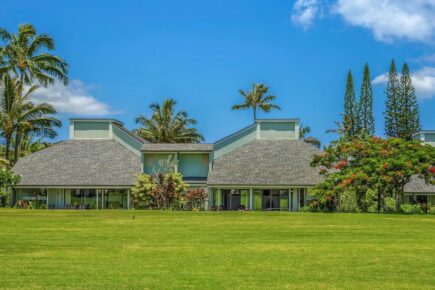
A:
141 143 213 152
207 139 323 186
404 177 435 193
13 139 141 187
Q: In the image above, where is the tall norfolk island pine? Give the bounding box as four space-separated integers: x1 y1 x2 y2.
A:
358 63 375 136
343 70 359 138
384 60 401 138
397 63 420 140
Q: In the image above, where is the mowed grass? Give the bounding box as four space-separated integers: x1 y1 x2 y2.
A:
1 210 435 289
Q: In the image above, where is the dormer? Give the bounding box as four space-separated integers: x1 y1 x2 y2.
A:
69 119 123 139
69 118 145 156
213 119 300 159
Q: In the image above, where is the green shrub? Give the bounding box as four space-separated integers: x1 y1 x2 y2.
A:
384 197 397 213
400 203 423 214
339 191 359 212
308 199 320 212
429 207 435 215
367 203 378 213
299 205 312 212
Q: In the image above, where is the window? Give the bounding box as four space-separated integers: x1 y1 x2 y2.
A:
145 154 154 167
202 153 209 166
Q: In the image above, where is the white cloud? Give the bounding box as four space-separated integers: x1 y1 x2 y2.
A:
291 0 322 30
334 0 435 43
291 0 435 43
373 67 435 100
31 80 112 116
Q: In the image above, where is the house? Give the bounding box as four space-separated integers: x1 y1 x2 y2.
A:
11 118 323 210
404 131 435 205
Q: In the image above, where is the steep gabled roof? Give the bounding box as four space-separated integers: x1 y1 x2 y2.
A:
13 139 141 187
207 139 323 186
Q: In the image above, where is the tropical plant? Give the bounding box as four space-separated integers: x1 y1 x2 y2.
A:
0 74 61 162
131 174 155 208
311 137 435 213
131 172 188 210
0 23 68 86
184 188 207 210
19 133 54 156
0 166 20 207
232 83 280 122
326 120 346 137
134 99 204 143
299 123 321 148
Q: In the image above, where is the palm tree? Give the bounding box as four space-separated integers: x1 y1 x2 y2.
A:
299 123 321 148
0 74 20 160
0 23 68 86
326 120 347 136
0 75 61 162
13 101 61 163
134 99 204 143
232 83 280 122
19 133 54 157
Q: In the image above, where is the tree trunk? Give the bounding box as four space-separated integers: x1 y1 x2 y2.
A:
13 131 20 164
395 192 401 212
377 188 382 213
253 108 257 122
5 136 11 161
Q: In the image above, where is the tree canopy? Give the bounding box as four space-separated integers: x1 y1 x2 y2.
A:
134 98 204 143
232 83 280 122
311 137 435 212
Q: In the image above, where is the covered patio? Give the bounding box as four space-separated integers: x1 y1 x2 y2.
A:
210 187 309 211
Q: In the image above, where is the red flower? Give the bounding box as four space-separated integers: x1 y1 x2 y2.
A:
383 162 389 169
334 159 348 170
339 178 352 188
429 166 435 175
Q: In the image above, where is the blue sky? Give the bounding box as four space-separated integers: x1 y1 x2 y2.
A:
1 0 435 145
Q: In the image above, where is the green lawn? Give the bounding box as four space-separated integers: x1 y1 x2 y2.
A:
1 210 435 289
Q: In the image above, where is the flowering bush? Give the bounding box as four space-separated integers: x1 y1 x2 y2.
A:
131 172 188 210
184 188 207 210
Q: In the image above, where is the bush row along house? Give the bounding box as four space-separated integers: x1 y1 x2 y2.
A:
11 118 435 210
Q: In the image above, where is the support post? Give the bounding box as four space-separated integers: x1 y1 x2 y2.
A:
46 188 49 209
288 189 292 211
249 188 253 210
127 189 131 209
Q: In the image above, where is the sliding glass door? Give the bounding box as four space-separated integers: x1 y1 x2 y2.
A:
262 190 288 210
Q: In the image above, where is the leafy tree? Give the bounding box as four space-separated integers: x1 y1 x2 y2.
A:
343 70 359 138
358 63 375 135
232 83 280 122
134 99 204 143
299 123 321 148
0 23 68 86
397 63 420 140
0 75 60 163
0 166 21 207
384 60 401 138
311 137 435 213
